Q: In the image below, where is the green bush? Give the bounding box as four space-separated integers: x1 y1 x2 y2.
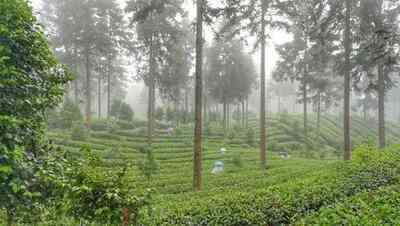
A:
154 107 164 121
71 123 89 141
110 100 134 122
90 119 111 131
152 145 400 225
232 153 243 168
246 128 256 147
138 148 159 181
116 120 135 130
59 99 83 129
299 185 400 225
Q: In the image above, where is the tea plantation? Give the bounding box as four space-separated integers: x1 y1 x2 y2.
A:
41 114 400 225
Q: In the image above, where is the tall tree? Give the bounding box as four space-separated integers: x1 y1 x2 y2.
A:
193 0 204 191
260 0 267 169
343 0 352 159
126 0 185 145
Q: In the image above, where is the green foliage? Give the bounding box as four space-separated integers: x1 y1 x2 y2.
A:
110 100 134 122
153 146 400 225
47 99 83 130
245 127 255 147
232 153 243 168
59 99 83 129
64 147 148 225
227 129 237 140
165 107 175 122
71 123 89 141
138 148 159 181
154 107 165 121
174 127 184 137
0 0 70 223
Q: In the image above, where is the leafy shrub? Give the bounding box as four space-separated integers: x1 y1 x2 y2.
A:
227 129 237 140
246 128 256 147
165 107 175 122
154 107 164 121
71 123 89 141
116 120 135 130
138 148 159 181
63 147 149 225
132 119 147 128
232 153 243 168
59 99 83 129
110 100 134 122
90 119 111 131
174 127 184 137
153 146 400 225
47 99 83 130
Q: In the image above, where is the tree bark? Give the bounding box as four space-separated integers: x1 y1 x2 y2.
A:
73 47 79 104
378 65 385 148
260 0 267 170
302 80 307 136
147 34 155 145
85 49 91 129
317 91 321 133
193 0 204 191
242 98 245 128
246 96 249 128
107 57 112 119
343 0 352 160
184 88 189 123
98 73 101 118
223 101 227 135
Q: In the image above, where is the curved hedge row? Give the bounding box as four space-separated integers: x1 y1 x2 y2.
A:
148 146 400 225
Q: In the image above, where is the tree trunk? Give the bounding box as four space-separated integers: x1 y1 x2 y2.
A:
98 74 101 118
72 46 79 104
363 100 367 121
223 101 227 135
85 50 91 129
343 0 352 160
184 88 189 123
147 34 155 145
378 65 385 148
246 96 249 128
260 0 267 170
242 99 245 128
317 91 321 132
302 80 307 136
193 0 204 191
107 57 112 119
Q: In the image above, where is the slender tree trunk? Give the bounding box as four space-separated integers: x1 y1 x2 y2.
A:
317 91 321 132
73 48 79 104
98 74 101 118
184 89 189 123
242 98 245 128
363 100 367 121
147 34 155 145
107 57 112 119
246 96 249 128
227 103 229 130
378 65 385 148
343 0 352 160
302 80 307 135
193 0 204 191
85 50 91 129
278 96 281 113
223 100 227 134
260 0 267 169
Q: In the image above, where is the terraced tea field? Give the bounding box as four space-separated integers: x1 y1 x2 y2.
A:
48 114 400 207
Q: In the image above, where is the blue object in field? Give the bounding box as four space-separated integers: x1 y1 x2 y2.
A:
212 160 224 174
